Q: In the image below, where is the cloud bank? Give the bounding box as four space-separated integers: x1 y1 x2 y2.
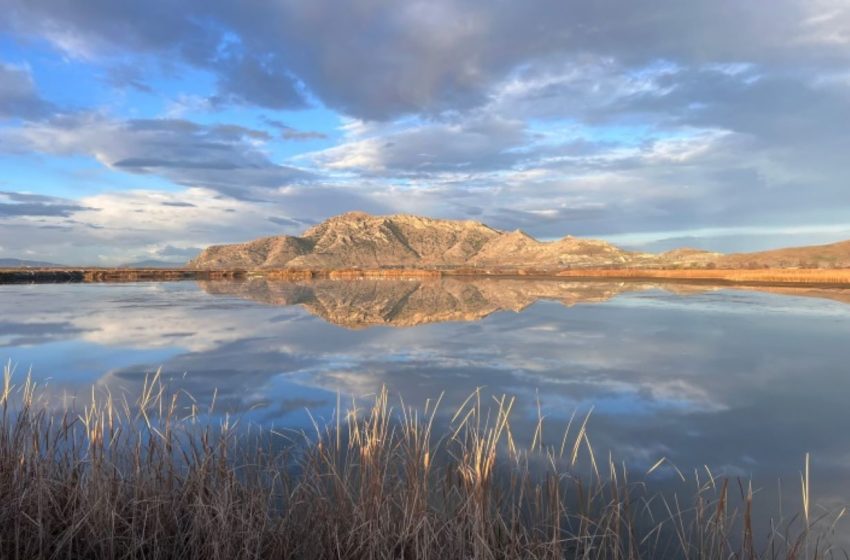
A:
0 0 848 261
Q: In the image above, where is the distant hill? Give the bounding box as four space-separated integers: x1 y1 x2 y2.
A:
118 260 184 269
187 212 850 271
1 258 187 270
0 258 63 268
719 240 850 269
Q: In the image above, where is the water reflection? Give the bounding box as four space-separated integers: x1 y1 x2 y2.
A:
1 278 849 536
198 277 660 328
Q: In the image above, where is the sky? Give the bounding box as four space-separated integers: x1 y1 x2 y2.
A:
0 0 849 265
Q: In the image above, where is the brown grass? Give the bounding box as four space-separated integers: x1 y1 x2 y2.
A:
3 267 850 287
0 269 243 284
0 364 845 559
554 268 850 286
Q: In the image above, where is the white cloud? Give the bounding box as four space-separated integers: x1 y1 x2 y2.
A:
312 115 527 174
1 0 850 257
0 114 311 198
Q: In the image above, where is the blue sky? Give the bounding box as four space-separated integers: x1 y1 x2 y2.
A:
1 0 849 264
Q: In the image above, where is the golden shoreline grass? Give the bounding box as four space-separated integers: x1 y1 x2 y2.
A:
551 268 850 286
3 267 850 287
0 365 846 559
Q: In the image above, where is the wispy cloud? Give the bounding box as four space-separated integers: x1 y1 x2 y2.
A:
0 115 313 199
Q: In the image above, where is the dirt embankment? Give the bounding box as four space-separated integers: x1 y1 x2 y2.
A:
3 266 850 288
261 268 443 280
0 269 244 284
551 268 850 287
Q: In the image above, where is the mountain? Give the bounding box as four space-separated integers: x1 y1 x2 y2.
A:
118 259 184 268
470 230 635 267
1 257 186 269
188 211 850 271
190 212 502 269
189 212 641 270
718 240 850 269
0 258 62 268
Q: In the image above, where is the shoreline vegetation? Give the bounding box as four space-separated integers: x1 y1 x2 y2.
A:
0 366 845 559
3 266 850 288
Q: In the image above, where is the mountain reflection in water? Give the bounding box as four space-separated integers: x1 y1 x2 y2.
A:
198 277 850 328
198 277 650 328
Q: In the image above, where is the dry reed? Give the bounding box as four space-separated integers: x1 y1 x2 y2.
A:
554 268 850 285
0 363 844 559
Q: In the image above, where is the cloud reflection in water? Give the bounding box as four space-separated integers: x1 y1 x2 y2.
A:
1 278 849 525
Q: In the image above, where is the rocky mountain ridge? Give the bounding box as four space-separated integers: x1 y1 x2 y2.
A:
188 212 850 270
189 212 649 270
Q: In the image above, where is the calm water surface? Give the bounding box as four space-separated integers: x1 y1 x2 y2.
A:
3 278 850 529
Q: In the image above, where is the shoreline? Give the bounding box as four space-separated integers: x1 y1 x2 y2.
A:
2 266 850 288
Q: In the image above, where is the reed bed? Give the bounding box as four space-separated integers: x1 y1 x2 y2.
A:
0 364 844 560
554 268 850 285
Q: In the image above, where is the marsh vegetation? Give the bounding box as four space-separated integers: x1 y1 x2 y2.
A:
0 366 844 560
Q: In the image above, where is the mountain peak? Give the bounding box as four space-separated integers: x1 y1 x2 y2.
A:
187 213 850 270
508 229 536 240
188 213 631 270
332 210 372 221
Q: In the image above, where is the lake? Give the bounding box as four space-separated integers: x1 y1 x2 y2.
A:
2 277 850 535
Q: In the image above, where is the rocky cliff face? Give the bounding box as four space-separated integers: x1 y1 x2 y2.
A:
188 211 850 271
188 212 638 270
469 232 636 267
